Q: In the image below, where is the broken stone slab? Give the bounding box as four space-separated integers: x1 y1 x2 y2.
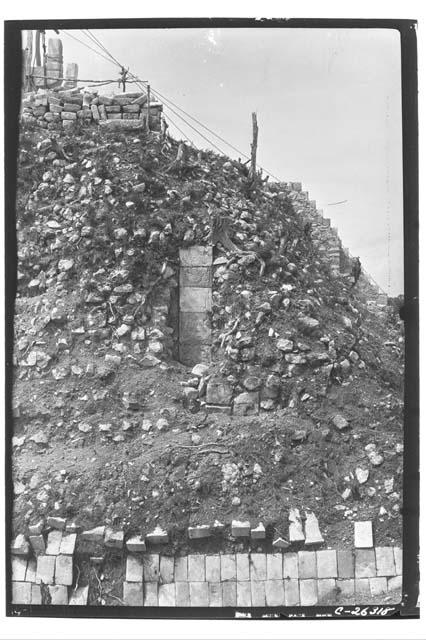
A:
104 528 124 549
191 363 209 378
354 521 373 548
304 512 324 545
55 554 73 585
68 584 89 605
126 535 146 553
28 520 44 535
289 508 305 543
59 533 77 555
12 556 28 581
49 584 69 605
250 523 266 539
11 534 30 556
80 526 105 543
231 520 250 537
36 554 55 584
188 525 211 539
145 526 168 545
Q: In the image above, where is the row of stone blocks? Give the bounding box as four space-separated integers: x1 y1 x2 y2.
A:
179 246 213 366
121 547 402 606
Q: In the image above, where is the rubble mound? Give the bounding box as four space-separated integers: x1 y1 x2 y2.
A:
12 121 404 550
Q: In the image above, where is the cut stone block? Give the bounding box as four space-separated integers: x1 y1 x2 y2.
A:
160 556 174 583
375 547 396 576
355 549 376 578
265 579 285 606
233 391 259 416
206 380 233 405
393 547 402 575
189 581 209 606
46 530 62 555
222 581 237 606
80 526 105 543
237 581 252 606
316 549 338 578
250 554 267 581
354 521 373 548
126 555 143 582
180 312 211 344
104 528 124 549
55 555 73 585
250 523 266 539
283 553 299 579
59 533 76 555
68 585 89 605
179 246 212 267
289 508 305 542
221 554 236 581
25 558 37 583
174 556 188 582
188 554 205 582
145 526 168 545
304 512 324 545
159 583 176 606
176 582 190 606
126 536 146 553
11 534 30 556
298 551 317 579
284 579 300 606
31 583 42 605
355 578 371 604
251 580 266 606
370 577 388 596
180 287 211 312
143 554 160 582
267 554 283 580
236 554 250 581
49 584 68 605
208 582 223 607
123 581 143 606
317 578 336 602
12 581 32 604
336 579 355 604
144 582 158 606
337 549 354 578
47 516 66 531
231 520 250 537
12 556 28 581
206 555 220 582
188 525 211 539
36 555 55 584
180 267 212 288
29 535 46 555
299 579 318 605
388 574 402 591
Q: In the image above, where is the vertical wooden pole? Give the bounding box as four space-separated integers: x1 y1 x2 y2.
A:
35 30 41 66
147 84 151 132
41 32 47 88
25 30 33 92
248 112 258 182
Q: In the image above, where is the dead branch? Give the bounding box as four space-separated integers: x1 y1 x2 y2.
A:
219 317 240 348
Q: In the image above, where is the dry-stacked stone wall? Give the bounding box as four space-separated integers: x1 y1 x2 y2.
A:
20 87 163 133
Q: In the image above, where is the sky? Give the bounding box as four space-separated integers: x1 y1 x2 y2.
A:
36 27 404 295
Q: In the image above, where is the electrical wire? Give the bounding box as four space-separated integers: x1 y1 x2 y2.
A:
61 30 119 67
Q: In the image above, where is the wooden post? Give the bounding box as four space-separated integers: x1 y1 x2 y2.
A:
35 30 41 66
24 30 33 92
248 112 258 182
147 84 151 132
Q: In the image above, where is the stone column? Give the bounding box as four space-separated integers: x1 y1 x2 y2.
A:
179 246 212 366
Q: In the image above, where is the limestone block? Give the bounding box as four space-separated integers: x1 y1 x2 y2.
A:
123 581 143 606
220 554 236 581
354 521 373 548
36 555 55 584
31 584 42 604
174 556 188 582
337 578 355 604
222 581 237 606
237 581 252 606
208 582 222 607
337 550 354 578
180 266 212 288
304 512 324 545
283 553 299 579
46 530 62 555
233 391 259 416
122 104 141 113
375 547 396 576
59 534 76 555
206 380 233 405
298 551 317 579
159 556 174 583
12 581 32 604
318 578 336 602
55 555 73 585
299 579 318 605
69 585 89 605
61 111 77 120
126 536 146 553
250 580 266 606
176 582 190 606
355 549 376 578
231 520 250 537
316 549 338 578
126 555 143 582
188 525 211 539
144 582 158 606
189 582 209 606
180 287 211 312
143 554 160 582
188 555 205 582
284 579 300 605
12 556 28 581
250 554 267 581
205 555 220 582
159 583 176 606
179 312 211 343
265 579 285 606
267 554 283 580
105 105 122 113
179 246 212 267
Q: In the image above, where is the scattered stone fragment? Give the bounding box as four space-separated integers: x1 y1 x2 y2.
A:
304 511 324 545
11 534 30 556
80 526 105 542
188 525 211 539
126 535 146 552
250 523 266 539
332 414 349 430
145 526 168 545
231 520 250 537
354 521 373 548
355 467 369 484
104 528 124 549
272 537 290 549
289 508 305 542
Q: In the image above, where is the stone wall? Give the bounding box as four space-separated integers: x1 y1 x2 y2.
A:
20 87 163 133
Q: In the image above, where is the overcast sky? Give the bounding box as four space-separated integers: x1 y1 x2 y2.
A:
37 27 403 295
